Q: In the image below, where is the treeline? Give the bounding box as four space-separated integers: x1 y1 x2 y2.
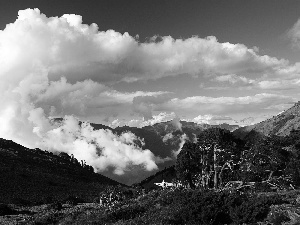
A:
57 152 94 173
176 127 300 189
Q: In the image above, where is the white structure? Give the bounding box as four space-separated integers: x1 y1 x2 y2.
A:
154 180 174 188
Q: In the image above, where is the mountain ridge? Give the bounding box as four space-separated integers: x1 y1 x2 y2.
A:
234 102 300 138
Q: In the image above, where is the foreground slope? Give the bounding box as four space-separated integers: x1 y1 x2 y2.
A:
0 138 121 204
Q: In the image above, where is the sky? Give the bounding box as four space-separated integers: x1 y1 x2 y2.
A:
0 0 300 183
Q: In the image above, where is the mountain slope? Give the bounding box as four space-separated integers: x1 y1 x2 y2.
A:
0 138 121 204
234 102 300 138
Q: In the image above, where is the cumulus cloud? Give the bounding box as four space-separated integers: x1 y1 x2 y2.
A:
0 8 174 182
1 8 290 86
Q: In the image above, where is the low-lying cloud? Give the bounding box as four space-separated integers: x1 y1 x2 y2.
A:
42 116 165 175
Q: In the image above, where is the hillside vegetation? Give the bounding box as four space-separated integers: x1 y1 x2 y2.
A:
0 138 121 204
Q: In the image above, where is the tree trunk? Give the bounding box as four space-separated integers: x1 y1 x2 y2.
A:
219 167 224 188
267 171 274 181
187 172 195 189
219 163 230 188
213 146 218 189
201 172 206 188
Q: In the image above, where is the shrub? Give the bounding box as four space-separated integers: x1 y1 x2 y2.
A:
63 189 285 225
33 211 64 224
135 190 285 225
106 204 146 222
266 204 290 225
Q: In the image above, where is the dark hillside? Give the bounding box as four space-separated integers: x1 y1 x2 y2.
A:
0 138 121 204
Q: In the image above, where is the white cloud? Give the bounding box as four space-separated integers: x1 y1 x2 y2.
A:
0 8 290 86
110 112 177 128
191 115 234 125
40 116 167 175
162 133 174 143
159 93 294 117
257 79 300 90
171 116 182 131
172 134 188 157
214 74 254 85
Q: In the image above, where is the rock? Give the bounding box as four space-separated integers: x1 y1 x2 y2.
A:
266 204 300 225
295 195 300 205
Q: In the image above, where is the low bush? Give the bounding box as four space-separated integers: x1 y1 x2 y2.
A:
105 204 146 222
26 189 287 224
127 189 285 225
229 193 284 224
266 204 291 225
33 211 64 225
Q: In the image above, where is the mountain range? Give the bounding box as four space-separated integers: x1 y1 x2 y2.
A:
139 101 300 188
98 120 240 184
2 101 300 200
